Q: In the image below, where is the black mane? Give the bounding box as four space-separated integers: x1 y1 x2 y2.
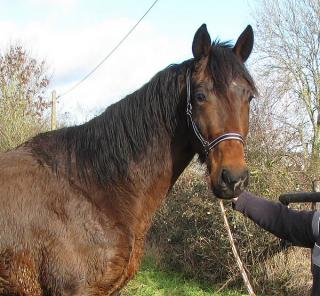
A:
29 40 256 186
30 60 192 185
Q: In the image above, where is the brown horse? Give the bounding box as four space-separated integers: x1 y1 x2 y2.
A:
0 24 257 295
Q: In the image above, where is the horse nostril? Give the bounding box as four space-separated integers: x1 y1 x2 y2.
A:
242 170 249 182
221 169 231 185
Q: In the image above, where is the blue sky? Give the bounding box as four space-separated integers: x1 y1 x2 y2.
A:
0 1 253 33
0 0 257 122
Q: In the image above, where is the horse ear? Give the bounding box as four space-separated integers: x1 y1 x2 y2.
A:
192 24 211 59
233 25 254 63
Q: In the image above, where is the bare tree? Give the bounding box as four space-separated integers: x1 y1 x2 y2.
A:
251 0 320 179
0 45 50 151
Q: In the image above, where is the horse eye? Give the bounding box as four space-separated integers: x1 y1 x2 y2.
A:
195 93 206 102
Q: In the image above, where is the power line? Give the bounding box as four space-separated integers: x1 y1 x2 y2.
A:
58 0 159 99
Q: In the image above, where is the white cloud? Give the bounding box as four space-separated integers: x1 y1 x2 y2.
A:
27 0 77 13
0 18 191 123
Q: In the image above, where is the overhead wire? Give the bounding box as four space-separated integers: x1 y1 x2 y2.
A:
58 0 159 99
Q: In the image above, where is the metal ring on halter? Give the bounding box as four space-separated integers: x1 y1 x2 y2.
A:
185 69 244 155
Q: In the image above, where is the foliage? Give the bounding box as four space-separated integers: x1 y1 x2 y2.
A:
0 45 50 151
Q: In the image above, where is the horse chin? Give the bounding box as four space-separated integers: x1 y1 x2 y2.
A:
211 185 242 200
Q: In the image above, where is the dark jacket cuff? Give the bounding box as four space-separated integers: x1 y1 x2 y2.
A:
232 191 253 212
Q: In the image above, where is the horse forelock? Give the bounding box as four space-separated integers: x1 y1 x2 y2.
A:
208 40 257 96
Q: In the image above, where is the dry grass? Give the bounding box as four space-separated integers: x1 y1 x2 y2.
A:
251 248 311 295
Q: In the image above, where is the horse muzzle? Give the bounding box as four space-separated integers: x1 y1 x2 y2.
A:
211 168 249 199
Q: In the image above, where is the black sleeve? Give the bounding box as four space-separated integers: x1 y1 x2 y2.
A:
233 191 316 248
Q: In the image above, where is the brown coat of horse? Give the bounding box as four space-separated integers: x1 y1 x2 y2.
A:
0 24 257 295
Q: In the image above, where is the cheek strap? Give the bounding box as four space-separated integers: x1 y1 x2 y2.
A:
185 69 244 155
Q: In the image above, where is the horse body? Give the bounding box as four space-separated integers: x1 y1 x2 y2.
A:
0 24 257 295
0 118 193 295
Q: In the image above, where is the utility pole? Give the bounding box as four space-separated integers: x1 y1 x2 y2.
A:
51 90 57 131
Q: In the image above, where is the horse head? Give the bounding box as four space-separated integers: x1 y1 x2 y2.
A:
188 24 257 199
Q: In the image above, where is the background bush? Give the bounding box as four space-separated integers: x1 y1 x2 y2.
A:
0 45 50 151
148 160 311 295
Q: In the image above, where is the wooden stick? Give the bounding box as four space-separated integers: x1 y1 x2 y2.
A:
218 199 256 296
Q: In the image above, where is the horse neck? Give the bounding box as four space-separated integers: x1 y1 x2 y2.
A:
129 122 194 192
114 118 194 236
91 80 194 233
123 77 194 199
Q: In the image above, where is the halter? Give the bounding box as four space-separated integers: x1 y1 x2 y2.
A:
186 69 244 155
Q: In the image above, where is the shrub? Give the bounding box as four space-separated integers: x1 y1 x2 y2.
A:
0 45 50 151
